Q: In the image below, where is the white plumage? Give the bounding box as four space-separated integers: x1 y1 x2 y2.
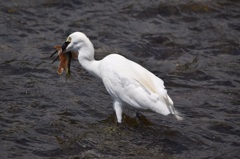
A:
62 32 183 123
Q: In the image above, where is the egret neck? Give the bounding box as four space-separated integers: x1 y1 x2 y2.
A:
77 41 101 79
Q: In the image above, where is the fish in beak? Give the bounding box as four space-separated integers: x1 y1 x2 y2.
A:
50 41 70 63
50 41 72 78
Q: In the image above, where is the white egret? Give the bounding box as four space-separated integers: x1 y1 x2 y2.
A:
59 32 183 123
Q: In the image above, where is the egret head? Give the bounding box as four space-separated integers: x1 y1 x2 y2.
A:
51 31 94 65
62 32 89 54
50 32 88 77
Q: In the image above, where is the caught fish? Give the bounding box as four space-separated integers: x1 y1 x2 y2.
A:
50 45 78 78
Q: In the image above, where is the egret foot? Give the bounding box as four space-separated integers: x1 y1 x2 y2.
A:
135 112 153 126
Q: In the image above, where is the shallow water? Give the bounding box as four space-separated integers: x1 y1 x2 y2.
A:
0 0 240 158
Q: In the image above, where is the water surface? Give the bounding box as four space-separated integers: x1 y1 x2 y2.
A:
0 0 240 158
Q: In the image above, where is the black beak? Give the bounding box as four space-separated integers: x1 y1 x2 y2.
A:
51 53 59 64
61 41 70 53
50 50 58 58
50 41 70 64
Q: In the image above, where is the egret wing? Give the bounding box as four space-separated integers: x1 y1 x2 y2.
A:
100 54 171 115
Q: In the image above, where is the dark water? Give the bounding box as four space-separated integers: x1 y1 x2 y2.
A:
0 0 240 158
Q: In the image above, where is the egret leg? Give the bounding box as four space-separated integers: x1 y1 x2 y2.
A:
135 112 143 123
113 101 123 124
